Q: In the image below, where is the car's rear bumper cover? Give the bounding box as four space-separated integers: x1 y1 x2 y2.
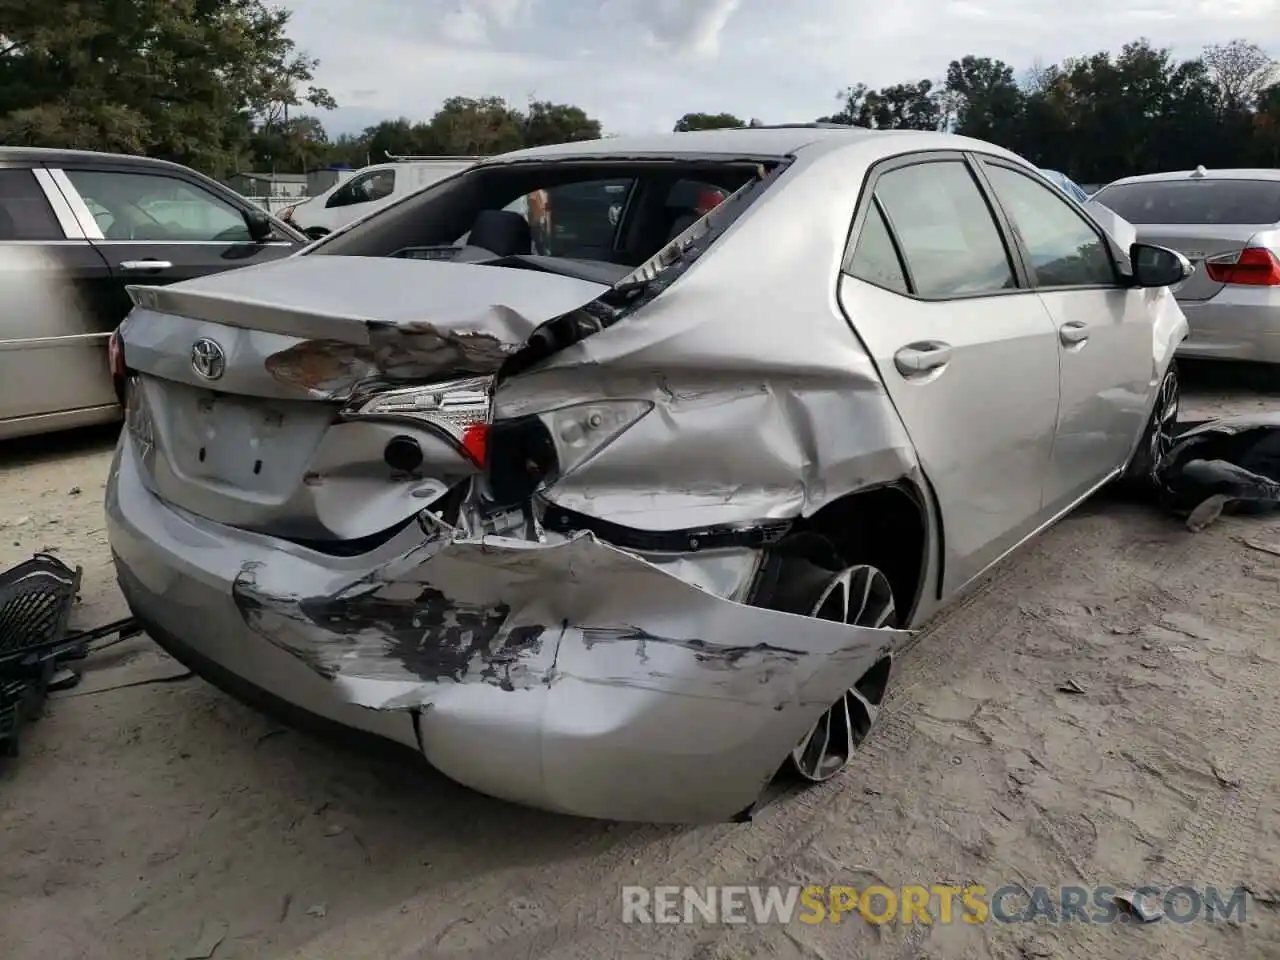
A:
106 438 906 823
1175 297 1280 364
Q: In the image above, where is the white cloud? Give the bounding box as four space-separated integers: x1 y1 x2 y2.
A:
604 0 744 56
279 0 1280 135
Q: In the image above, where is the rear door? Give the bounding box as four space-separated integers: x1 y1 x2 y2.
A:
836 152 1062 595
49 163 297 322
0 164 120 429
974 156 1152 512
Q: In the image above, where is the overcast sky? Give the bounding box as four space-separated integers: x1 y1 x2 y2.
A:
280 0 1280 136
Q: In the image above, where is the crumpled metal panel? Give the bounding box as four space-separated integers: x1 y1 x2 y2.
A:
229 527 907 821
125 256 612 400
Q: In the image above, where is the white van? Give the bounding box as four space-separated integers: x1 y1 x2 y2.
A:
280 156 479 238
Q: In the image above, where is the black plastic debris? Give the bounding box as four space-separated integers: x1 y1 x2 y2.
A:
0 553 82 756
0 554 145 758
1155 414 1280 532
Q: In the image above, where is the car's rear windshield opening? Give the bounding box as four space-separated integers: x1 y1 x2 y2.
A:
309 158 782 278
1093 179 1280 225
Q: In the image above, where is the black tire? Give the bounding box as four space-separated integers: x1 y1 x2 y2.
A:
1123 360 1180 489
752 540 898 784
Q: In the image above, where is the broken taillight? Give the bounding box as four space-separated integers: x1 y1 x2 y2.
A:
349 376 493 465
460 423 489 467
1204 247 1280 286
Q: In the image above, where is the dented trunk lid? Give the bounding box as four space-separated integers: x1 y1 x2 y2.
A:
120 255 611 543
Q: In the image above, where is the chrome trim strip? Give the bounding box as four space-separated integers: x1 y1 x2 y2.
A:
89 239 296 246
46 169 105 240
0 332 111 352
0 239 93 246
31 168 86 239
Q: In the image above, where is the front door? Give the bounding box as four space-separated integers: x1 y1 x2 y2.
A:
975 158 1152 512
836 153 1062 594
50 165 295 324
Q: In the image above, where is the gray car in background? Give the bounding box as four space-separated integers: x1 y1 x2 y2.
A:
106 126 1190 823
1092 168 1280 364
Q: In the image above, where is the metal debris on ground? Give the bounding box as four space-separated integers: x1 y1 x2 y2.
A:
1113 890 1164 923
0 552 141 759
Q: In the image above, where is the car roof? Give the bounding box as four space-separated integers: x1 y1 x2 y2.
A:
0 146 212 176
1104 168 1280 187
483 125 1023 164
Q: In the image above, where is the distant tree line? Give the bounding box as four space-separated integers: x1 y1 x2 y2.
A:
2 1 1276 183
685 39 1279 181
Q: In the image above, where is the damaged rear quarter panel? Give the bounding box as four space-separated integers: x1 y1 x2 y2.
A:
493 145 925 532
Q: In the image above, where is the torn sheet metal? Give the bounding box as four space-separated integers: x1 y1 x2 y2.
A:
1156 414 1280 526
230 529 907 822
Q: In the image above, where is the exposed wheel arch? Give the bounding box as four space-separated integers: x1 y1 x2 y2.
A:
751 482 929 625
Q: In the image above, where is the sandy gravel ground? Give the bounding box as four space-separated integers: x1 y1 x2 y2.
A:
1 364 1277 960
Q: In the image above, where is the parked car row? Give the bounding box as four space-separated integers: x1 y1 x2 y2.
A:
103 125 1193 823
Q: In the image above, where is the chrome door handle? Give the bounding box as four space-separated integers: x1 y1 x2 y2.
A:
894 341 953 376
119 260 173 271
1059 321 1089 345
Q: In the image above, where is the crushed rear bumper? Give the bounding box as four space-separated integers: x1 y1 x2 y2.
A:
106 437 906 823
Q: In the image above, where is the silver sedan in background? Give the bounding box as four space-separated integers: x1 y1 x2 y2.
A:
1092 167 1280 364
106 126 1190 823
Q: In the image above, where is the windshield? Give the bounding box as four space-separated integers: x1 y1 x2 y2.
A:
307 158 773 280
1092 179 1280 225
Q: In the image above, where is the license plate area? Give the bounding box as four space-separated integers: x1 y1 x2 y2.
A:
159 383 333 496
183 394 289 487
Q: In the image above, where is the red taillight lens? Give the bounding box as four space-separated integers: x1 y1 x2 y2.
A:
461 423 488 467
1204 247 1280 286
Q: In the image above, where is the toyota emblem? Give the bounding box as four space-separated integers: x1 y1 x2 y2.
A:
191 338 226 380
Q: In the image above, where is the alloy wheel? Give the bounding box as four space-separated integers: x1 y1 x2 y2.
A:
1147 369 1180 482
788 564 896 782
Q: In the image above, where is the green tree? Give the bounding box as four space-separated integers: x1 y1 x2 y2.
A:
945 56 1024 142
425 96 526 154
0 0 335 177
249 115 329 173
523 101 601 146
673 112 747 132
820 81 940 130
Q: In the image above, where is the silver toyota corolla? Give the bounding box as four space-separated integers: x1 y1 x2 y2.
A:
1092 167 1280 364
105 126 1191 824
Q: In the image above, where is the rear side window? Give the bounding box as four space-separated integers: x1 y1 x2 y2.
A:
847 202 909 294
1094 179 1280 225
0 169 63 241
873 161 1017 299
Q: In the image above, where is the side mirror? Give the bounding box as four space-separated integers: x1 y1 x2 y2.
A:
1130 242 1192 288
244 208 276 242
